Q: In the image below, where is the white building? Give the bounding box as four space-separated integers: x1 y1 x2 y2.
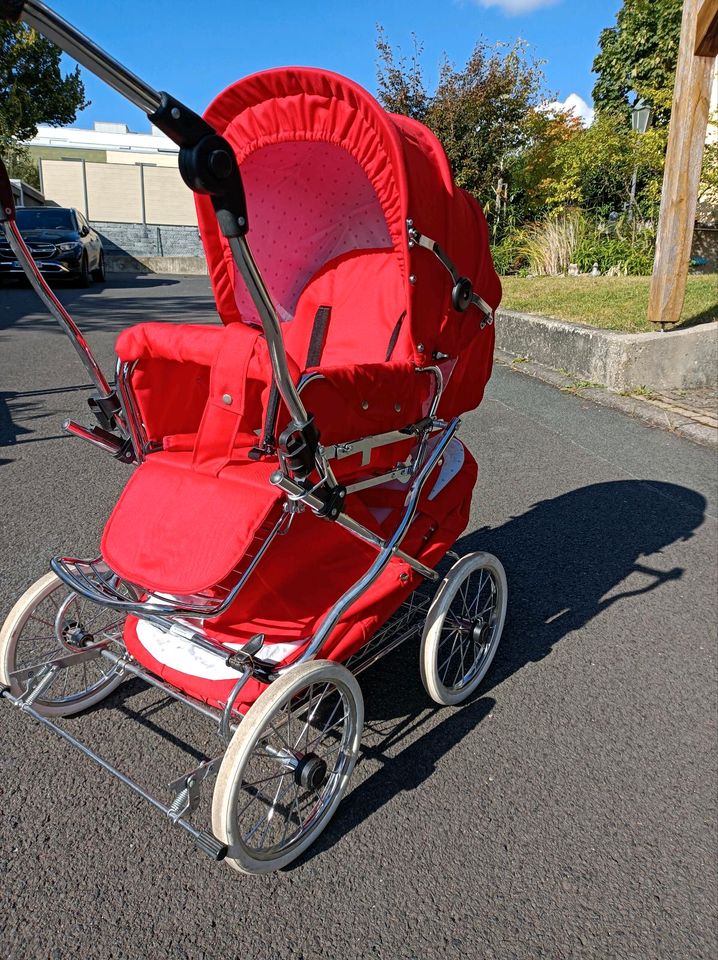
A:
28 121 180 167
26 121 197 230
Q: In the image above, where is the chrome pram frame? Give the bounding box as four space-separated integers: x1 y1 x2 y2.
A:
1 1 505 872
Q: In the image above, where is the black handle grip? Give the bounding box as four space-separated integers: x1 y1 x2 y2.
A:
0 156 17 223
0 0 25 21
149 92 248 238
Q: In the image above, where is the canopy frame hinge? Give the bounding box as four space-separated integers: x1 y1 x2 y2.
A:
406 219 494 328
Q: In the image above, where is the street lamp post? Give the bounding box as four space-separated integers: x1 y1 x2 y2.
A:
629 98 652 219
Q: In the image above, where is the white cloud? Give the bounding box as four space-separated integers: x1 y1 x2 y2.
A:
545 93 595 126
476 0 561 15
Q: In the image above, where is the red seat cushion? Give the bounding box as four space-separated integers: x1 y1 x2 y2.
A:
101 451 281 595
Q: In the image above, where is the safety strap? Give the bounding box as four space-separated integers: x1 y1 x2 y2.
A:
305 304 331 368
256 305 332 454
192 325 259 476
385 311 407 362
258 383 281 452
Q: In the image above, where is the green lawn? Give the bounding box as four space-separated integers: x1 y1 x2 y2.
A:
499 275 718 333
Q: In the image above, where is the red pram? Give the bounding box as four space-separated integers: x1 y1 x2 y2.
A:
0 2 507 875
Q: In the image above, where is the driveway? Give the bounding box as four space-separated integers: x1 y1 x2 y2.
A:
1 276 716 960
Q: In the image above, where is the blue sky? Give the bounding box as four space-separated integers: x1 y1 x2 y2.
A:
53 0 622 131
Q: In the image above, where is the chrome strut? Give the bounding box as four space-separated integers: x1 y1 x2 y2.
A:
407 219 494 325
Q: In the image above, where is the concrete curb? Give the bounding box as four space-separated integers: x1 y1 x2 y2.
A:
496 308 718 392
107 255 207 276
495 348 717 448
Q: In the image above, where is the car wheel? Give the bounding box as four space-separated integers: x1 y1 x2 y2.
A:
75 253 91 287
92 251 106 283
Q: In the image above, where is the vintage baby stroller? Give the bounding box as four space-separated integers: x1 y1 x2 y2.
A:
0 1 507 874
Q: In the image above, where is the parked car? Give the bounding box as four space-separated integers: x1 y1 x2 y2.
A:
0 206 105 286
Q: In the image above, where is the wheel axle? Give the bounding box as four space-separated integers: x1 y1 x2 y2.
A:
295 754 328 791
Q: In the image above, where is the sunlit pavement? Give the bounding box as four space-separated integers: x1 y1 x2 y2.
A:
1 275 716 960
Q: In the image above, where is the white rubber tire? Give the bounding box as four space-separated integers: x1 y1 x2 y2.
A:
0 571 124 716
212 659 363 875
420 552 507 706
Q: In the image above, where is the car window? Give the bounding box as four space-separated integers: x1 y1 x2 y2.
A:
16 208 75 231
77 212 90 231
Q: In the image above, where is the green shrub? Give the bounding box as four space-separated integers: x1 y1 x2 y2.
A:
491 231 529 275
508 211 655 277
574 217 655 275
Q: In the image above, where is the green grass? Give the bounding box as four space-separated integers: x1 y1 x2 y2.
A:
499 275 718 333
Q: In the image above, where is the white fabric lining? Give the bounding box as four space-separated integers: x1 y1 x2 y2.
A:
135 620 304 681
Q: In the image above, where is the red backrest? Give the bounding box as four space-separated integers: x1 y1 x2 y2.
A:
282 249 408 370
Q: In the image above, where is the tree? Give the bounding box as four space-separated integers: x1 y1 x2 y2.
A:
541 113 667 218
592 0 683 126
1 22 88 140
1 22 88 186
504 107 581 225
376 30 548 208
1 138 40 187
375 27 428 121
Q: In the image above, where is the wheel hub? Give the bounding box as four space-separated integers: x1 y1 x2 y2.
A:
294 754 328 792
472 618 491 646
61 619 94 648
455 615 491 645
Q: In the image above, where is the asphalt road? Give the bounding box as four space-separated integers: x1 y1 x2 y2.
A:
1 276 716 960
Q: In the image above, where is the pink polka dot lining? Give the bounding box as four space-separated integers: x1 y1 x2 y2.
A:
233 140 393 323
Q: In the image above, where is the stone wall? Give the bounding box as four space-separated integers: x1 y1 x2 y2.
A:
91 221 204 259
496 309 718 391
692 225 718 271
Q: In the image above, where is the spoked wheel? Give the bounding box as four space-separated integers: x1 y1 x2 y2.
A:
420 552 507 705
212 659 364 875
0 572 125 716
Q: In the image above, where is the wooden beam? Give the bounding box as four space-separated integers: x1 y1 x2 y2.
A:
696 0 718 56
648 0 716 327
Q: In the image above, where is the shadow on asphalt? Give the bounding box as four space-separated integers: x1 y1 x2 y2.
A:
0 384 96 456
0 275 214 337
296 478 706 866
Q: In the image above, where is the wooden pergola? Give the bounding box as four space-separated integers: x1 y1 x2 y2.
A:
648 0 718 327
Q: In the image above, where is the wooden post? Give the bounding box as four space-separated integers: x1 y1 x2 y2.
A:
696 0 718 56
648 0 716 327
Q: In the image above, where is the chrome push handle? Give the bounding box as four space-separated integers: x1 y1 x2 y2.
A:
0 156 115 398
1 1 248 233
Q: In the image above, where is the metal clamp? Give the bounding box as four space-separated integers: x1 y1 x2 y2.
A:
407 219 494 325
167 757 223 821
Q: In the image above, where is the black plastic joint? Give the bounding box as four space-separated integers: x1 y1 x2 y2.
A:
0 156 16 222
278 417 320 481
112 437 135 465
401 416 433 437
225 651 274 684
148 93 215 148
315 484 347 521
87 392 122 432
148 93 248 238
452 277 473 313
226 651 252 671
194 832 228 861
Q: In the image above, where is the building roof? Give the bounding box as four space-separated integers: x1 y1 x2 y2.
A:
27 121 179 156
